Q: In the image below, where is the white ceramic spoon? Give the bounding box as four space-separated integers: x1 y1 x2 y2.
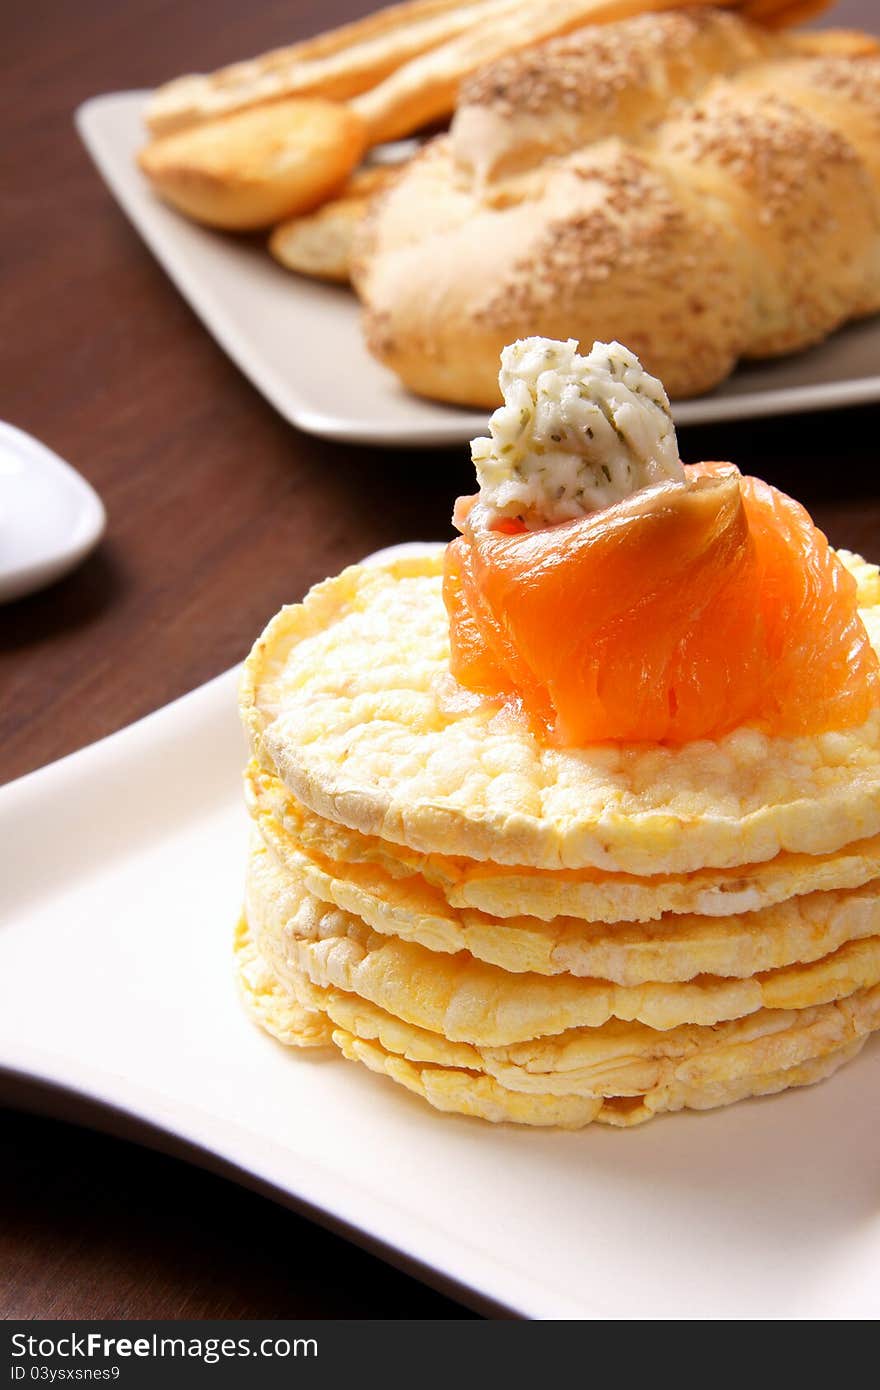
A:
0 421 106 604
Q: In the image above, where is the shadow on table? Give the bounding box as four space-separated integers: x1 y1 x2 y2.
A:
1 543 125 653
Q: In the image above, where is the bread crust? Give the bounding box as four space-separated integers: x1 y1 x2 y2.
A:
354 9 880 403
145 0 508 136
139 97 366 230
269 166 398 281
351 0 746 144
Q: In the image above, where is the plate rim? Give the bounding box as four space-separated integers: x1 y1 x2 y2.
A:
74 90 880 447
3 619 879 1320
0 562 553 1320
0 655 592 1320
0 1045 517 1320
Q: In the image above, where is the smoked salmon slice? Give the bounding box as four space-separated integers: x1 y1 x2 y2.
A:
443 463 879 746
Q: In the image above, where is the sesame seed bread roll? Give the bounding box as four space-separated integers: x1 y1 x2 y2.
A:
450 6 782 185
355 136 754 403
353 8 880 406
350 0 747 146
654 82 880 361
143 1 829 140
733 44 880 190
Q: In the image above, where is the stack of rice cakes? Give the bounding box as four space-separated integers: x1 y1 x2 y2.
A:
237 549 880 1128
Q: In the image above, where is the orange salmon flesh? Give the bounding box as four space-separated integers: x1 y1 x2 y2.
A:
443 462 879 746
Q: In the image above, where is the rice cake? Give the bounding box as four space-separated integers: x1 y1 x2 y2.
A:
236 915 872 1127
248 758 880 923
334 1031 864 1128
246 841 880 1040
238 910 880 1091
240 551 880 876
250 780 880 984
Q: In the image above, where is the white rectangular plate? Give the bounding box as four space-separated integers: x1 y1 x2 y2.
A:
2 587 879 1318
76 91 880 448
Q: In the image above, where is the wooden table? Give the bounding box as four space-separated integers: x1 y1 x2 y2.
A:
2 0 877 1319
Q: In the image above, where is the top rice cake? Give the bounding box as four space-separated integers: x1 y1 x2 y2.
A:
240 549 880 878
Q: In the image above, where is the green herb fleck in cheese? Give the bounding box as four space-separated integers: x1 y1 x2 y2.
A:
469 338 684 528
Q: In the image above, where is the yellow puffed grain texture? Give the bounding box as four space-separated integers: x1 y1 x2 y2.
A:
240 551 880 875
264 934 486 1072
481 984 880 1095
240 908 880 1119
248 756 880 923
249 779 880 984
278 946 880 1100
838 551 880 607
246 844 880 1040
332 1028 866 1128
331 1030 604 1128
446 836 880 922
595 1042 866 1127
234 914 333 1047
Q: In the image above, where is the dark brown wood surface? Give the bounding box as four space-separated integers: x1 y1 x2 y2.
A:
1 0 878 1320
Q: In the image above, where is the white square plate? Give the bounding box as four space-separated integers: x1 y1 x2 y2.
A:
2 545 879 1320
76 92 880 448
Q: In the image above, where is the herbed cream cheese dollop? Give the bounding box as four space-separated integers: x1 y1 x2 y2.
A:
468 338 684 529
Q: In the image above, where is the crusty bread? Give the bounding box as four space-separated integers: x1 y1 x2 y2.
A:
790 29 880 58
450 3 780 184
351 0 752 145
269 166 397 281
353 8 880 405
139 98 366 230
144 2 814 140
144 0 512 136
139 1 834 236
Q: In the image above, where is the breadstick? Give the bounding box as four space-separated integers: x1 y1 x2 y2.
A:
269 167 396 282
145 0 520 137
351 0 745 145
789 28 880 57
139 98 366 230
250 0 489 66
